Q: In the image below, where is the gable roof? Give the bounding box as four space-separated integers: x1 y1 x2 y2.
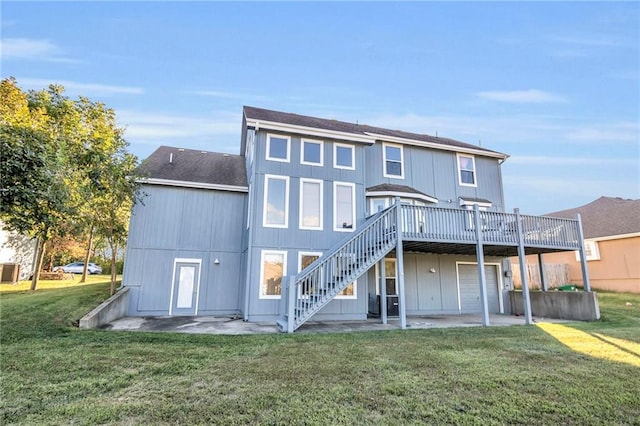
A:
138 146 247 191
546 196 640 239
243 105 507 160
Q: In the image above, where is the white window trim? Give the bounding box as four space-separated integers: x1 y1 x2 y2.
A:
333 181 356 232
299 178 323 231
383 142 404 179
301 138 324 167
457 153 477 187
263 174 290 228
576 240 601 261
259 250 287 299
168 258 202 316
369 197 390 215
336 281 357 299
266 133 291 163
333 143 355 170
375 257 397 296
298 251 323 299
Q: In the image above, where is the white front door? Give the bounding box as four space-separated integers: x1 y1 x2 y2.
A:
170 259 201 315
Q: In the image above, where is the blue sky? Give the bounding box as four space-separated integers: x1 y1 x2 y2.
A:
1 1 638 214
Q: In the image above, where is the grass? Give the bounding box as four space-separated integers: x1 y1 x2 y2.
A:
0 274 121 293
1 283 639 425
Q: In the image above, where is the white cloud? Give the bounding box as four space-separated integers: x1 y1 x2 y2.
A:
118 109 239 143
0 37 78 63
476 89 566 103
17 78 144 96
564 122 639 144
186 89 270 102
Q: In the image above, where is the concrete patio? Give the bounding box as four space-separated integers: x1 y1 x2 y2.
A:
102 314 569 335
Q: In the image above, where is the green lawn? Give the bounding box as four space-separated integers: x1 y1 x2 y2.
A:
1 283 639 425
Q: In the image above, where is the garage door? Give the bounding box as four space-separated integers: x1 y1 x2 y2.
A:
457 264 501 313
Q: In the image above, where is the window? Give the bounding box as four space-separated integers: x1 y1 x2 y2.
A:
334 182 356 231
369 198 389 215
299 178 323 230
376 258 397 295
457 154 476 187
299 252 322 297
383 143 404 178
266 134 290 162
334 143 355 170
576 240 600 261
260 250 287 298
263 175 289 228
301 139 323 166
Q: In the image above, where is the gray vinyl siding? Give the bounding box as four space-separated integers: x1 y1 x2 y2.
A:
364 143 505 212
365 254 505 316
244 131 370 321
123 185 246 316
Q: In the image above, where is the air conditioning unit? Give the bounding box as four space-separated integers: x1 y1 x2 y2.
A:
1 263 21 284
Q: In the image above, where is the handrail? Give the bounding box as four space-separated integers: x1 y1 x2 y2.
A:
281 204 399 331
296 204 395 282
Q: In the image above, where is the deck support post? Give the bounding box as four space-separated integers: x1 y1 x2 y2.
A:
286 275 296 333
576 213 592 292
473 204 490 326
394 197 407 330
538 253 548 291
380 258 388 325
514 208 533 325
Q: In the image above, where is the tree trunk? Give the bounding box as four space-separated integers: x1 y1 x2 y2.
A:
80 226 94 283
110 241 118 295
30 239 46 291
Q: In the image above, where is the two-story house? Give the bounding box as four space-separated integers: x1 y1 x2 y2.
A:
122 106 592 332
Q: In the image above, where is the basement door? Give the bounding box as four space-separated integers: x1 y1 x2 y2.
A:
170 259 202 315
457 263 501 314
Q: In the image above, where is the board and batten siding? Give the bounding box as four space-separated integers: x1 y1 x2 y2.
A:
244 131 371 321
366 254 506 316
364 143 505 212
123 185 246 316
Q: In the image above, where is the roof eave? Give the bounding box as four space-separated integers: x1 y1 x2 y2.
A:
139 178 248 193
364 132 508 160
245 118 376 145
366 190 438 204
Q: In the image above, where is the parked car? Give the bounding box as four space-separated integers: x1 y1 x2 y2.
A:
53 262 103 274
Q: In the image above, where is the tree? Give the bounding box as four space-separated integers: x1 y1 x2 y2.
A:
0 77 141 291
1 79 73 290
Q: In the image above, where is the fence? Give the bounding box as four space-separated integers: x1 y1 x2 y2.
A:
511 263 570 289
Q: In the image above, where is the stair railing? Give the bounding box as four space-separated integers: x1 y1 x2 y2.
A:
279 204 398 332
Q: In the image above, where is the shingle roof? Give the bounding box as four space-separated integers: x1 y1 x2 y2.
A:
244 105 505 157
546 196 640 239
366 184 438 203
139 146 247 188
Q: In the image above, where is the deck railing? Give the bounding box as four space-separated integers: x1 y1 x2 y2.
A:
400 205 580 249
277 202 582 332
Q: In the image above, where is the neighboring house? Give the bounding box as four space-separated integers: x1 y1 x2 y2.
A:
123 106 590 331
530 197 638 293
0 221 36 281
